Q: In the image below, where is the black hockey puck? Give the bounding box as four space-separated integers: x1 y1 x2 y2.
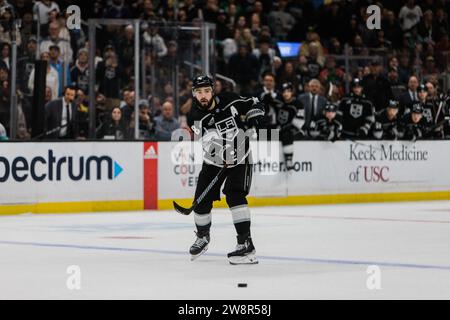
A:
237 283 247 288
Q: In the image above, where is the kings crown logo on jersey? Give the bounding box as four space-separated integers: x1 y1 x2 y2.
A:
350 103 363 118
423 108 433 123
277 109 290 125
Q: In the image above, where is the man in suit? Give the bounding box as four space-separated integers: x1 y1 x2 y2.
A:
45 86 78 139
398 75 420 116
298 79 327 129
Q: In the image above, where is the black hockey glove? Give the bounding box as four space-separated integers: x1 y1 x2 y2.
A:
408 126 422 142
357 126 368 138
247 115 266 130
372 122 383 140
246 100 267 129
389 126 399 140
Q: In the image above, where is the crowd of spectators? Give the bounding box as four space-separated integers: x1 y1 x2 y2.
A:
0 0 449 141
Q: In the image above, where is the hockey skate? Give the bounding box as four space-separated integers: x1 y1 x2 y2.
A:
227 234 258 265
190 231 210 261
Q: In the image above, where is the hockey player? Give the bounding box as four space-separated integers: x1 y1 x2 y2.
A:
441 92 450 138
276 82 305 169
186 75 266 265
398 102 429 141
372 99 400 140
417 83 445 139
418 84 435 124
338 78 375 139
307 103 342 141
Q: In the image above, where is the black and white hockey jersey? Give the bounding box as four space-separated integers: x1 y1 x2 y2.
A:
338 93 375 137
254 87 284 129
307 115 343 141
372 109 400 140
275 98 305 131
398 113 429 141
276 97 305 146
421 98 446 138
187 91 265 167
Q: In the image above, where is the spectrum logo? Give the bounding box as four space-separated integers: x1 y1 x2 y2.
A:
0 150 123 182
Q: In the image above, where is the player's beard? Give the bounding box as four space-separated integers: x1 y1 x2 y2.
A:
196 96 214 109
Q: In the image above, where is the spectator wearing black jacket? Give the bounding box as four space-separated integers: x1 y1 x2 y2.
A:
17 36 37 94
361 60 393 113
382 10 403 49
96 50 123 100
215 10 232 41
70 48 89 94
97 106 128 140
227 42 259 96
119 88 135 125
128 99 155 140
102 0 132 19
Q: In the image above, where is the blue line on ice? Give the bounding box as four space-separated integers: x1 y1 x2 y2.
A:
1 240 450 271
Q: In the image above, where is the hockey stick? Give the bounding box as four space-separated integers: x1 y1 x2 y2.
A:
434 100 444 125
173 135 251 215
434 93 449 124
31 123 69 140
173 163 229 215
423 116 450 138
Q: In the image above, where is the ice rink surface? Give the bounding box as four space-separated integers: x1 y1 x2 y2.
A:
1 201 450 300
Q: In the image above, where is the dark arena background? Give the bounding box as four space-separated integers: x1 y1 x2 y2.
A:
1 0 450 305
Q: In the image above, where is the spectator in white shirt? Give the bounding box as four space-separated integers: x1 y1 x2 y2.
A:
142 23 167 58
33 0 60 25
399 0 423 31
40 21 73 63
28 51 60 100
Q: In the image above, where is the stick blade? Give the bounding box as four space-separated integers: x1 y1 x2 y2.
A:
173 201 193 215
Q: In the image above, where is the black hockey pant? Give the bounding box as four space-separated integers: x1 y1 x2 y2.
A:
193 162 252 237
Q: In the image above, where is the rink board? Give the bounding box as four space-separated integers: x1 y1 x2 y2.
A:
1 140 450 214
0 142 145 214
157 140 450 209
